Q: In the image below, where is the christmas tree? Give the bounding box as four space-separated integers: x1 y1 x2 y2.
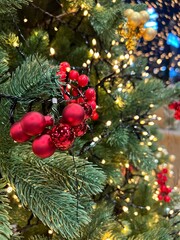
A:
0 0 180 239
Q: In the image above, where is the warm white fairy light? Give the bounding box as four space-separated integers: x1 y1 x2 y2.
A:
23 18 28 22
125 163 129 168
96 3 101 7
148 121 154 126
147 142 152 146
146 206 151 211
122 206 129 212
7 186 13 193
140 120 145 124
94 52 100 59
83 10 88 16
111 40 116 45
134 212 138 216
134 115 139 120
107 52 111 58
92 38 97 46
113 64 119 70
48 230 53 234
49 47 55 56
149 104 154 108
144 175 150 181
142 131 148 136
82 62 87 67
106 120 112 127
54 27 58 31
86 59 91 65
101 159 106 164
93 137 99 142
66 84 71 90
125 198 130 203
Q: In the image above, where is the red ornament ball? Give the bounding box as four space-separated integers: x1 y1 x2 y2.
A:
162 168 168 174
77 97 85 104
10 122 30 142
51 124 75 150
72 121 87 137
32 134 56 158
91 111 99 121
20 112 46 136
71 87 79 97
78 74 89 87
62 103 85 126
69 70 79 81
85 88 96 101
45 115 54 126
59 62 71 72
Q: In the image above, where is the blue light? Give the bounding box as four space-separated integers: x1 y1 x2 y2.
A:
167 33 180 49
144 7 158 30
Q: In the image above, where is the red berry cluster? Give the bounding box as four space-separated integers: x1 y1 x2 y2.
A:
156 168 172 203
168 101 180 120
57 62 99 121
9 62 99 159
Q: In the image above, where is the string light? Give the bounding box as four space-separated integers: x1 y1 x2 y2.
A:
83 10 88 16
23 18 28 22
49 47 55 56
122 206 129 212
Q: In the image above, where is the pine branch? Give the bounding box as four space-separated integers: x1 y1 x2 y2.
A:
0 178 13 240
0 0 32 14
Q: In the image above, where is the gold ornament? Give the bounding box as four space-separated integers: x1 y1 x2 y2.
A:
124 9 134 18
143 28 157 41
139 10 150 24
101 231 113 240
128 12 141 28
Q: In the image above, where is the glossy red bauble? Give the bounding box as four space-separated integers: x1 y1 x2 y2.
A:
158 194 163 201
10 122 30 142
59 62 71 72
62 103 85 126
85 88 96 101
50 124 75 150
69 70 79 81
20 112 46 136
32 134 56 158
71 88 79 97
78 74 89 87
162 168 168 174
72 121 87 137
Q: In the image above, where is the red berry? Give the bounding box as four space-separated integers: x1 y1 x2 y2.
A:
32 134 56 158
78 74 89 87
91 111 99 121
157 173 163 179
87 100 96 110
158 194 163 201
62 103 85 126
72 88 79 97
69 70 79 80
56 71 67 82
162 168 168 174
10 122 31 143
160 185 167 193
165 187 172 194
20 112 46 136
164 195 171 203
59 62 71 72
77 97 85 104
85 88 96 101
45 116 54 126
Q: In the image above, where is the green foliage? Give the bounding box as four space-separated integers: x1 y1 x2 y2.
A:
0 0 32 14
0 144 106 239
0 47 10 83
28 236 48 240
2 55 57 99
0 178 13 240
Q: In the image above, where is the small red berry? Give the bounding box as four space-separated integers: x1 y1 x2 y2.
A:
162 168 168 174
87 100 96 110
56 71 67 82
77 97 85 104
78 74 89 87
158 194 163 201
72 88 79 97
69 70 79 81
91 111 99 121
85 88 96 101
164 195 171 203
59 62 71 72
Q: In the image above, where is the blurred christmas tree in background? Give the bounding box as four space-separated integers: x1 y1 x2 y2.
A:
0 0 180 239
